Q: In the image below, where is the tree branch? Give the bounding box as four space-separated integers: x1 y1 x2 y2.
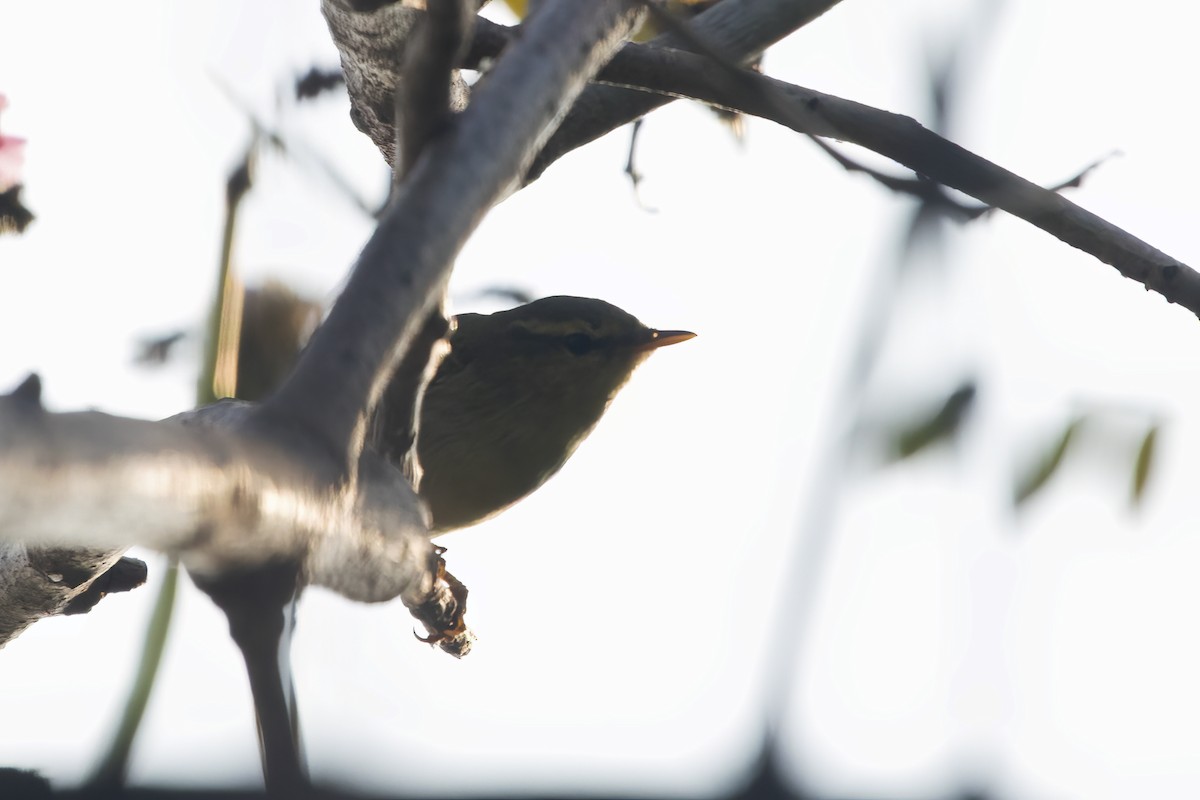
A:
587 43 1200 317
0 377 477 653
0 389 429 596
467 23 1200 318
0 0 645 652
320 1 425 169
325 1 842 179
396 0 476 178
260 0 644 475
526 0 846 183
0 544 145 647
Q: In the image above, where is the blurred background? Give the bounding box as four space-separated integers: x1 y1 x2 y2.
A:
2 0 1200 797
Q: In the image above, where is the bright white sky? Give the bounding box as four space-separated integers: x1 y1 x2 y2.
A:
2 1 1200 797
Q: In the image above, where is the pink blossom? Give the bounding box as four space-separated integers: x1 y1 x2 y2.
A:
0 93 24 191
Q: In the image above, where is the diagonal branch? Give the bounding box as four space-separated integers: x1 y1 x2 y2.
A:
260 0 644 478
470 21 1200 320
526 0 846 182
586 43 1200 316
469 20 1200 314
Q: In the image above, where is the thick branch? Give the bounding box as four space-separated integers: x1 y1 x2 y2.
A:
0 385 456 653
320 2 424 168
322 1 486 167
0 395 430 598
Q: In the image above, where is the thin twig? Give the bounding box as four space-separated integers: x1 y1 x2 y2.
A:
622 118 658 212
808 136 1119 221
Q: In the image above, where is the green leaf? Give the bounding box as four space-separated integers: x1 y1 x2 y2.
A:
888 381 977 462
1014 416 1083 508
1130 423 1160 509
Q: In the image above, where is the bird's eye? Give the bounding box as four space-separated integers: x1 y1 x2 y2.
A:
563 332 593 355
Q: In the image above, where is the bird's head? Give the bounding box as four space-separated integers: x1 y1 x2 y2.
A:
449 295 694 404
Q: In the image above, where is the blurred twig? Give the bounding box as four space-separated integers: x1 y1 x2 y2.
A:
215 76 381 218
295 66 345 101
90 141 258 791
88 559 177 788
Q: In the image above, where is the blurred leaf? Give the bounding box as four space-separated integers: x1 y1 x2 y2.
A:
888 380 977 462
134 330 188 366
470 285 537 306
235 281 321 402
1014 416 1083 508
500 0 527 19
1130 423 1160 509
295 66 344 101
0 185 34 235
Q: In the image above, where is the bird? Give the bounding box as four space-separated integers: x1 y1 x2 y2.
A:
399 295 695 532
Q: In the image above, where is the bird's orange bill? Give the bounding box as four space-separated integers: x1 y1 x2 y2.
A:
637 329 697 352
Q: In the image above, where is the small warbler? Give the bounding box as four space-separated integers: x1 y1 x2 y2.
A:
411 295 694 531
